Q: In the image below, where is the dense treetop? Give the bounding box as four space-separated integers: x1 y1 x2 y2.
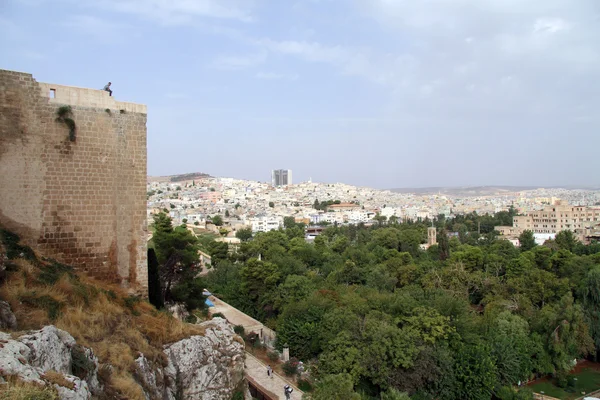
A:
150 211 600 399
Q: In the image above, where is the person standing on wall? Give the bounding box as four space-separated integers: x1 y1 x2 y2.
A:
103 82 112 96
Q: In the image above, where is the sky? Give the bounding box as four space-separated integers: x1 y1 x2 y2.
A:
1 0 599 189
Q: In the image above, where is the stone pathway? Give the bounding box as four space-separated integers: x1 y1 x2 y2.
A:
245 352 303 400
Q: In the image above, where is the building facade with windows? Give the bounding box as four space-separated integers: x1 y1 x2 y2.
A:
271 169 292 187
496 201 600 243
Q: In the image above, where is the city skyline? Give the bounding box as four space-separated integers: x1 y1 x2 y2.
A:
2 0 599 189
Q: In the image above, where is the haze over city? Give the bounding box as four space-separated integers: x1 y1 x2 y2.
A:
2 0 599 188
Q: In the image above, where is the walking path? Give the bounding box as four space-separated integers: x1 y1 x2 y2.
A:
245 352 303 400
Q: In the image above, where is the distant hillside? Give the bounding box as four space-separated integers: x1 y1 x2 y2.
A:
388 185 600 196
148 172 212 183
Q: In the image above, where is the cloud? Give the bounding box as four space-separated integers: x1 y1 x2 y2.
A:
63 15 139 41
210 51 267 70
255 38 412 85
255 72 299 81
89 0 257 25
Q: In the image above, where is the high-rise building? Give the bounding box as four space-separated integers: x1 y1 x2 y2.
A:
271 169 292 187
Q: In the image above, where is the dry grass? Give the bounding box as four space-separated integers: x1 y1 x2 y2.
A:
0 376 58 400
41 370 75 390
111 373 146 400
0 233 206 398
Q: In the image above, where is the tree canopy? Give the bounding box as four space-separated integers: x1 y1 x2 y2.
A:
194 215 600 398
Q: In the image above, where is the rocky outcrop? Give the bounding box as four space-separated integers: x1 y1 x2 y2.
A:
0 319 245 400
134 317 246 400
0 326 99 399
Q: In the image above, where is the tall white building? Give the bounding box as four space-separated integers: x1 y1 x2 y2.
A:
271 169 292 187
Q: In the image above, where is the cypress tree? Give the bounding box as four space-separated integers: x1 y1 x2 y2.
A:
148 248 164 309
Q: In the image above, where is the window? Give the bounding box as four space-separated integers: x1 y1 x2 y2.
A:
49 89 56 98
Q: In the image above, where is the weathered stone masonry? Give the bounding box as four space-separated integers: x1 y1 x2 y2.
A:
0 69 147 293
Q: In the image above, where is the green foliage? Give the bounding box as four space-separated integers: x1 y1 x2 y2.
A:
555 230 580 253
170 278 207 312
197 216 600 396
453 343 498 400
231 391 244 400
71 344 95 379
211 215 224 226
297 378 313 392
55 105 76 141
148 248 164 309
19 293 64 320
211 312 225 319
233 325 245 335
519 230 537 252
0 229 39 264
267 350 279 361
305 373 361 400
151 212 200 301
235 227 252 242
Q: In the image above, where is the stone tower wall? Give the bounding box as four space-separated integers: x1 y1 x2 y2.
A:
0 69 147 293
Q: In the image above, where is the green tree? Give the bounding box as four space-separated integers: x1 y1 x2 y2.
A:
519 230 536 251
580 265 600 359
555 230 579 253
534 293 595 374
151 212 199 301
453 343 498 400
380 389 411 400
438 228 450 260
283 216 297 229
211 215 223 226
373 213 387 226
235 227 253 242
269 201 275 208
305 373 361 400
225 210 230 217
277 275 315 308
147 248 164 309
360 311 420 388
240 258 280 316
208 241 229 266
489 312 537 385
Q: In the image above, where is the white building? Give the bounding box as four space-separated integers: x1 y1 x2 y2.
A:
248 215 284 233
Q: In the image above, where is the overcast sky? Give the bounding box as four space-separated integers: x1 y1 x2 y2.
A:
1 0 599 188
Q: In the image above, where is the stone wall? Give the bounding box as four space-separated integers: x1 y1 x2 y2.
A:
0 69 147 293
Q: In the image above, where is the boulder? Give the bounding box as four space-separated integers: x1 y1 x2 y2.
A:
0 326 98 399
162 318 245 400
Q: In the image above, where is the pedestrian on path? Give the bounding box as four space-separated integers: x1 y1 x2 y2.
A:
267 365 272 378
284 384 293 399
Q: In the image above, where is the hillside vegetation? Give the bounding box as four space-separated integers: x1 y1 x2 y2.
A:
0 228 203 399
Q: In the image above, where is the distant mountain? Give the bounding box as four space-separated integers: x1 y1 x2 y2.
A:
388 185 600 196
148 172 212 183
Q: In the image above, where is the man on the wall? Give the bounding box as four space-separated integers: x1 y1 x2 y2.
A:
103 82 112 96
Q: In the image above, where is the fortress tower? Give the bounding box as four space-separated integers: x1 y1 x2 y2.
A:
427 226 437 247
0 70 148 293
